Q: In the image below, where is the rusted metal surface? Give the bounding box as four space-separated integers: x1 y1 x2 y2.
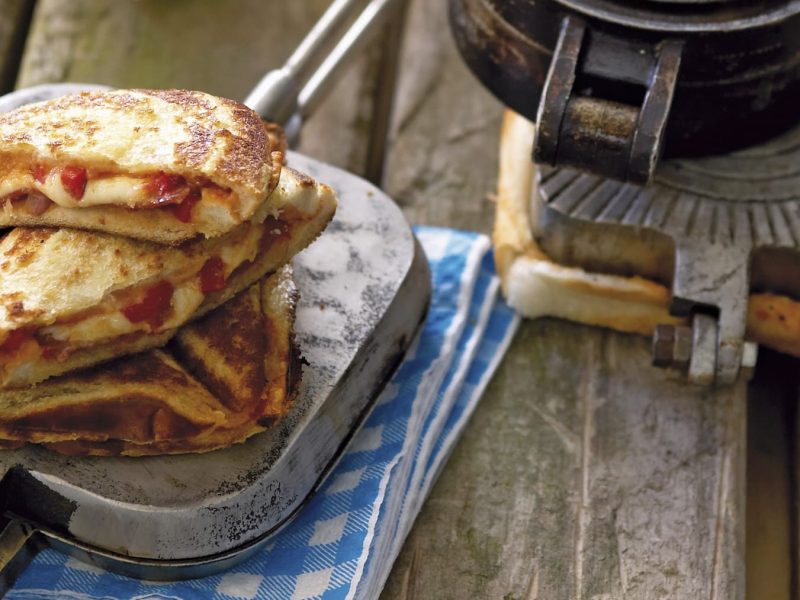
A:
534 16 681 183
450 0 800 180
652 323 692 368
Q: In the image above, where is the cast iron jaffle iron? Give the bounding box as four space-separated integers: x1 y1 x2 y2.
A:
452 0 800 385
0 0 423 591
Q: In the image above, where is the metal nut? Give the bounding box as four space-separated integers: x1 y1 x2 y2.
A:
652 324 693 368
652 324 675 367
671 325 693 368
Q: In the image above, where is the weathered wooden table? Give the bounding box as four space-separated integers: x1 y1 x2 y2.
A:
0 1 794 598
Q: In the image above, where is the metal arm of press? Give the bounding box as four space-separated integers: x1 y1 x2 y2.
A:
244 0 403 140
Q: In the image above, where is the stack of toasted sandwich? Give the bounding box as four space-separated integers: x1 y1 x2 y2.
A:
0 89 337 456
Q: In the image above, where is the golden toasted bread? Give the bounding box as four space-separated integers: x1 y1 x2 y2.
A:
0 166 336 388
0 89 285 243
0 266 301 456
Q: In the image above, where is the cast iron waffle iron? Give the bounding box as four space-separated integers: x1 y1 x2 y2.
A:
451 0 800 385
0 83 430 586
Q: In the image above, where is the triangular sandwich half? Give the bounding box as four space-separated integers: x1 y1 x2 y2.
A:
0 89 286 244
0 166 334 388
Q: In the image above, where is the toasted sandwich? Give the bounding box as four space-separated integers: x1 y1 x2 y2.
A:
0 166 335 389
0 89 285 244
0 265 301 456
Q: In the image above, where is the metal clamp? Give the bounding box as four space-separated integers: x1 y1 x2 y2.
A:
534 17 682 184
651 240 759 385
652 316 758 385
244 0 403 132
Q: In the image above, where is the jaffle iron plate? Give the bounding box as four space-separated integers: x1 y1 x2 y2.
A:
0 106 430 584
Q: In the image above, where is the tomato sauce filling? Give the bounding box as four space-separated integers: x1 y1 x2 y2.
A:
199 256 226 294
32 164 48 184
60 166 87 200
144 172 190 207
170 189 201 223
0 328 33 353
0 165 234 223
121 280 175 329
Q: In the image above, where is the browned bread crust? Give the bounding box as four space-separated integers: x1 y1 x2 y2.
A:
0 89 285 243
0 266 301 456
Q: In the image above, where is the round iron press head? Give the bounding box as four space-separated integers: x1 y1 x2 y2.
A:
449 0 800 183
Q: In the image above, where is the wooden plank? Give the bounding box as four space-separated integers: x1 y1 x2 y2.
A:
382 320 746 599
0 0 33 93
382 0 500 234
380 0 747 597
15 0 386 178
745 355 793 600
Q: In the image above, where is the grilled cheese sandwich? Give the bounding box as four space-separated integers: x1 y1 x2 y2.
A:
0 166 336 388
0 89 284 244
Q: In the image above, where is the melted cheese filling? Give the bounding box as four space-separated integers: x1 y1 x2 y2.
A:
0 169 234 210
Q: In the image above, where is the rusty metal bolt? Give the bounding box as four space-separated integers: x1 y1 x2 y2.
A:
652 324 693 368
652 324 676 367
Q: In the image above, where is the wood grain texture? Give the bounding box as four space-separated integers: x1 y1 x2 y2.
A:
382 0 500 233
380 0 747 597
744 351 798 600
382 320 746 599
746 374 792 600
0 0 33 93
15 0 384 177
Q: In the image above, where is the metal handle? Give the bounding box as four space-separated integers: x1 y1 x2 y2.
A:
244 0 403 128
0 518 39 596
533 17 682 184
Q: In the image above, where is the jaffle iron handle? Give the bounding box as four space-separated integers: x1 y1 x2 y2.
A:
245 0 403 134
0 517 38 594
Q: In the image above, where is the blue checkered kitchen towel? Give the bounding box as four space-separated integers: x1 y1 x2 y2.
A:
9 226 520 600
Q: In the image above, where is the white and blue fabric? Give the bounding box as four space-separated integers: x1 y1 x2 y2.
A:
8 226 519 600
